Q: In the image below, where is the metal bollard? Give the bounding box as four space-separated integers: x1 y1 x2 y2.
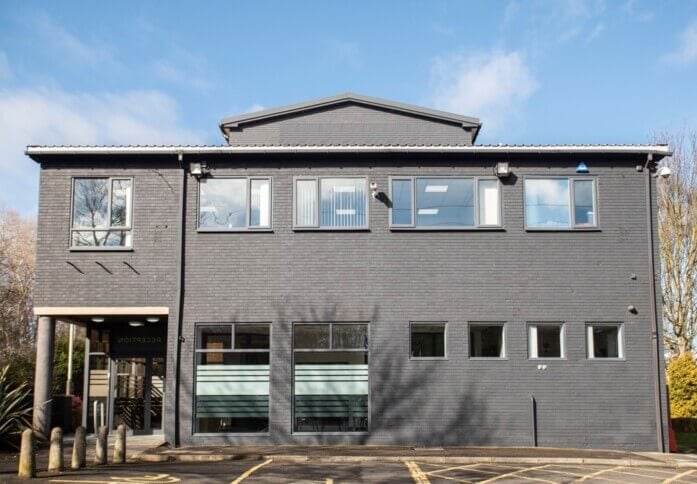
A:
95 425 108 465
17 429 36 479
72 426 86 469
113 424 126 464
48 427 64 472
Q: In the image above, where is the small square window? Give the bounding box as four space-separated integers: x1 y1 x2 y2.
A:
587 324 623 359
410 323 446 358
469 323 505 358
234 324 270 349
196 325 232 350
528 324 564 359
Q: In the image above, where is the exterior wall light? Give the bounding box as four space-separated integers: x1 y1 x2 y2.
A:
146 317 160 323
190 162 210 178
494 162 511 178
128 321 145 327
91 317 105 323
576 162 589 173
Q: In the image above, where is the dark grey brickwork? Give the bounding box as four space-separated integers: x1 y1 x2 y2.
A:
226 103 475 146
34 152 668 451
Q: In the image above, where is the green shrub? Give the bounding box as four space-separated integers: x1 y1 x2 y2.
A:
668 353 697 418
0 364 32 450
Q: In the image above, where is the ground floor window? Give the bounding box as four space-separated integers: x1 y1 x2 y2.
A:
587 323 623 359
469 323 505 358
410 322 446 358
293 323 369 433
194 323 270 433
528 323 565 359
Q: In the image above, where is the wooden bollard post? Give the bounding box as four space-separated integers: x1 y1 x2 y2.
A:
48 427 64 472
17 429 36 479
71 426 86 469
95 425 108 465
113 424 126 464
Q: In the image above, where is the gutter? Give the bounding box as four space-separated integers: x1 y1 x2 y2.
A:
173 152 187 447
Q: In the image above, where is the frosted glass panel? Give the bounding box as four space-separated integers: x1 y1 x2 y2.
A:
296 179 318 226
478 180 499 225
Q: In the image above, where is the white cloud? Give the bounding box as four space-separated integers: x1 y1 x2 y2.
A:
0 87 204 213
430 50 539 134
0 51 11 80
244 104 266 113
621 0 654 22
662 20 697 65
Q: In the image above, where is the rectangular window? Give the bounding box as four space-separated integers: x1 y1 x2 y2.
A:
528 323 564 359
524 178 597 229
198 177 271 230
469 323 505 358
390 177 500 228
293 323 369 433
410 323 446 358
295 177 368 229
587 323 623 359
71 178 133 248
194 323 270 433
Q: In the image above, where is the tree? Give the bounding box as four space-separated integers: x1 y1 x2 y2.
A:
0 207 36 380
656 130 697 357
667 353 697 418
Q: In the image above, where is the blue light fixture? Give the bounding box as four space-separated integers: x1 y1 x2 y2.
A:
576 161 589 173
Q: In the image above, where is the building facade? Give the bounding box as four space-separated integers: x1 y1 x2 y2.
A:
27 93 670 451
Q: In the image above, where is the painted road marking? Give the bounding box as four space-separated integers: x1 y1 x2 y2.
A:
477 464 556 484
664 469 696 483
230 458 273 484
406 461 431 484
578 465 626 482
51 474 181 484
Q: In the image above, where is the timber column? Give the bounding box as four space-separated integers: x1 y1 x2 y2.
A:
33 316 55 437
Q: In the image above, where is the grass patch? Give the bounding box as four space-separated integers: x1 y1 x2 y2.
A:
676 432 697 453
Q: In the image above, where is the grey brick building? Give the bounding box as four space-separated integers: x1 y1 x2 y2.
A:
26 93 671 451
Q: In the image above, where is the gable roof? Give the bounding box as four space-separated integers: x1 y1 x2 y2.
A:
219 92 482 142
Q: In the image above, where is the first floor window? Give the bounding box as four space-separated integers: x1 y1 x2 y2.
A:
528 323 564 359
390 177 500 228
410 323 446 358
587 323 623 359
199 177 271 230
469 323 505 358
71 177 132 247
524 177 597 229
293 323 368 432
295 177 368 229
194 323 270 433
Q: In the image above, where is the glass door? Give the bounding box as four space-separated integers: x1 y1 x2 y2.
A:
112 358 147 433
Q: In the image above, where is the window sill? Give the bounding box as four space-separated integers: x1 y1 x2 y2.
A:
292 431 369 436
197 228 274 233
409 357 448 361
391 227 505 232
525 227 601 232
587 357 626 361
293 227 370 232
192 432 271 437
529 357 566 361
469 357 508 361
69 247 134 252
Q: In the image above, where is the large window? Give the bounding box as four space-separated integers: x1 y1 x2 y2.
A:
390 177 500 228
587 323 623 359
469 323 505 358
528 323 564 359
199 177 271 230
194 324 270 433
293 323 368 433
71 178 132 247
294 177 368 229
524 178 597 229
410 323 446 358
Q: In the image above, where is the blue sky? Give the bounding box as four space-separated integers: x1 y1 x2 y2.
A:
1 0 696 214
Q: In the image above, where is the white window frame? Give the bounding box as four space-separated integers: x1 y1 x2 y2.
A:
388 176 502 229
292 176 369 230
523 176 599 230
528 322 566 360
409 322 448 360
197 176 272 232
468 322 507 359
69 177 134 250
586 323 624 360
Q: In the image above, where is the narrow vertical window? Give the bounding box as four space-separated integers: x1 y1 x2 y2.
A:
478 179 500 226
250 179 271 228
293 323 369 433
391 178 413 225
295 179 318 227
573 179 596 227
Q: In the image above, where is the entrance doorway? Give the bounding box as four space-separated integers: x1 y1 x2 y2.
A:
111 357 165 434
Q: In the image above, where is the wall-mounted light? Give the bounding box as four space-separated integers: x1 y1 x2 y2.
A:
494 162 511 178
190 161 210 179
146 317 160 323
370 182 378 198
91 317 105 323
576 162 589 174
128 321 144 327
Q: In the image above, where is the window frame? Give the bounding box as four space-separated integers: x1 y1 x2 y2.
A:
197 176 273 232
527 322 566 360
388 176 503 230
193 322 272 436
409 321 448 360
291 321 370 435
292 176 370 231
468 322 507 359
586 322 625 360
523 176 599 231
69 176 134 251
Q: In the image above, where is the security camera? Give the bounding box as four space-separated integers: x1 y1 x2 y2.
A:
656 166 672 179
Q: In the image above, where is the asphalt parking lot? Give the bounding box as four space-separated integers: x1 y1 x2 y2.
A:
2 459 697 483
